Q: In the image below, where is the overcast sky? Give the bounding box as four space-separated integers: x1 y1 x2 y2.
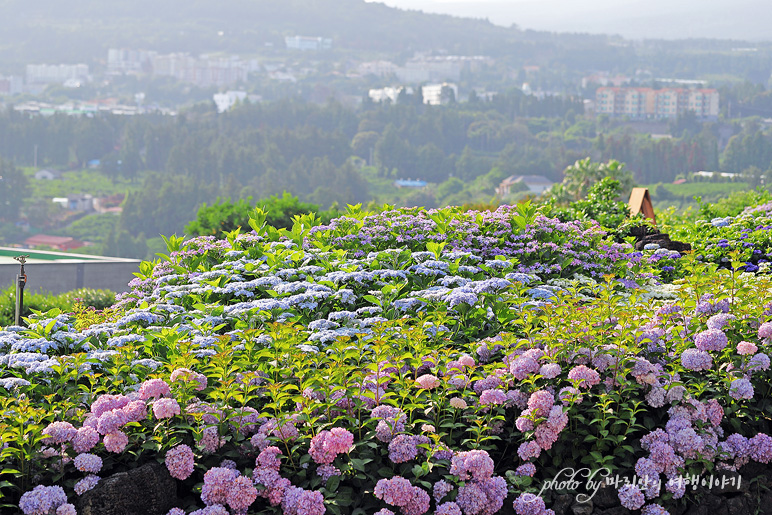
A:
364 0 770 40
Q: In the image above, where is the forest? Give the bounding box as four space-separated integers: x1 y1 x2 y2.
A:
1 84 772 258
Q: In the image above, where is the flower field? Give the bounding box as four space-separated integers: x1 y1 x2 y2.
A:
3 201 772 515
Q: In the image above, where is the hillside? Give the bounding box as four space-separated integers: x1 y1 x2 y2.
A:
0 0 518 68
376 0 772 41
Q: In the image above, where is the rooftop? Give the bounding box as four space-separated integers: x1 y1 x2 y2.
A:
0 247 136 265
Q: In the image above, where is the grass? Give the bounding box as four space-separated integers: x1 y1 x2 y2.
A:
25 169 147 199
644 181 754 214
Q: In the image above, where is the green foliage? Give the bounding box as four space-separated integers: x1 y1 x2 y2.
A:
0 158 29 222
0 287 115 327
696 188 772 220
64 213 119 245
70 299 120 331
543 177 633 232
185 192 340 237
550 158 635 204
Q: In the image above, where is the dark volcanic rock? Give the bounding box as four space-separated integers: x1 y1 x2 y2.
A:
633 232 691 252
77 462 178 515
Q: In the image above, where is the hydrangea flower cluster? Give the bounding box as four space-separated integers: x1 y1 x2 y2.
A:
165 444 195 480
309 428 354 465
374 477 431 515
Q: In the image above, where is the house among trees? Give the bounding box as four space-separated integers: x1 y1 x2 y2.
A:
33 169 63 180
24 234 85 252
393 179 428 188
52 194 94 212
496 175 554 196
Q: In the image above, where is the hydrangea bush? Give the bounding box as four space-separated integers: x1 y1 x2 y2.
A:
1 204 772 515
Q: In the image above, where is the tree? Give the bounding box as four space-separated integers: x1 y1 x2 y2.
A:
0 157 29 222
437 177 465 203
550 158 635 204
351 131 380 161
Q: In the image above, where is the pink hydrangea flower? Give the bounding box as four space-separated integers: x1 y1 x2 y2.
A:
374 477 429 515
72 426 100 453
415 374 441 390
436 502 462 515
539 363 561 379
138 378 171 400
96 410 128 435
458 354 476 367
567 365 601 389
171 368 208 391
201 467 239 506
618 484 645 510
450 450 494 481
166 444 195 480
74 453 103 473
479 389 507 406
527 390 554 418
449 397 467 409
74 475 100 495
19 485 67 514
153 398 181 420
90 394 130 417
103 431 129 453
513 493 546 515
42 422 77 445
316 464 341 481
122 400 148 423
309 428 354 465
200 426 223 454
282 486 326 515
226 475 257 513
694 329 728 352
256 446 282 471
737 341 758 355
518 441 541 461
433 480 454 503
56 504 77 515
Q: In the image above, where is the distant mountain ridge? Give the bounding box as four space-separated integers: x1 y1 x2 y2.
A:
0 0 520 69
372 0 771 42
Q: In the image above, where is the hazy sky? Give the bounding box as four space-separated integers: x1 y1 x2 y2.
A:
364 0 770 40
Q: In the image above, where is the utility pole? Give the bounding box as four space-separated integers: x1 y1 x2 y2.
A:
34 145 38 168
14 255 28 327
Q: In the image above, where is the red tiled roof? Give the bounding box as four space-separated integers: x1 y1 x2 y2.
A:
25 235 75 246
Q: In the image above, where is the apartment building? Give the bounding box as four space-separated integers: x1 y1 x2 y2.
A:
26 64 89 85
595 87 719 120
284 36 332 51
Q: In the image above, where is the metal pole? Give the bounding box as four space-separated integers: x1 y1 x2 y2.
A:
14 255 28 327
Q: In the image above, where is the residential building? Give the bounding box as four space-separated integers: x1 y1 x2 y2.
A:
595 87 719 120
107 49 156 74
285 36 332 51
393 56 492 84
394 179 427 188
357 61 399 77
23 235 84 252
368 86 412 104
52 194 93 212
33 170 63 180
213 91 261 113
93 194 125 214
0 75 23 95
422 83 458 106
496 175 554 196
26 64 89 85
581 73 631 89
